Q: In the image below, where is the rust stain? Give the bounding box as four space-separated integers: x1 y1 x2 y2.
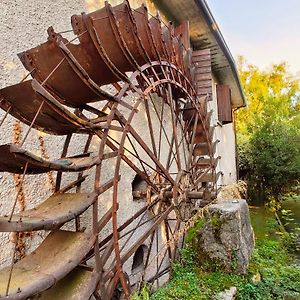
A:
38 134 56 192
11 120 33 260
12 120 26 212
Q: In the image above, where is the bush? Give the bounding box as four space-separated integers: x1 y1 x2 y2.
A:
250 119 300 202
238 118 300 204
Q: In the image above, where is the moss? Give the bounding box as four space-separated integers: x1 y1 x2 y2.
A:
230 250 239 273
210 213 223 229
185 218 205 244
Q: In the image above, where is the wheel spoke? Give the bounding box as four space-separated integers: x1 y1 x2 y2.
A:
148 93 179 169
144 96 158 158
167 84 181 171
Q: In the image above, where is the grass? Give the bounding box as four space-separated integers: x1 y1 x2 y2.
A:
132 212 300 300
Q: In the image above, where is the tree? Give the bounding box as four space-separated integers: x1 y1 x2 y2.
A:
236 57 300 203
250 118 300 202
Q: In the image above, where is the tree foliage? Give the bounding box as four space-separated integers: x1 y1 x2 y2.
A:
250 119 300 201
236 57 300 203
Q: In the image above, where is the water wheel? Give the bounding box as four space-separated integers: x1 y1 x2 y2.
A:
0 1 219 299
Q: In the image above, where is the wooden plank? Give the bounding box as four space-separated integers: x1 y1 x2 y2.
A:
196 171 222 183
193 142 209 156
0 193 95 231
0 230 95 299
0 144 93 174
217 85 233 124
0 144 118 174
193 60 211 68
196 156 221 167
32 268 98 300
195 125 216 143
192 54 212 63
197 87 212 95
192 49 210 57
195 80 212 88
194 67 212 74
193 140 219 156
175 21 190 50
192 49 212 101
0 80 85 135
195 73 212 81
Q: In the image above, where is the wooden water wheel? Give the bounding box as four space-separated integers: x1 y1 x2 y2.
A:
0 1 220 299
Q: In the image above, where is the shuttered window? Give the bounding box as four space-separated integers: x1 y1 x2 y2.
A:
217 85 232 124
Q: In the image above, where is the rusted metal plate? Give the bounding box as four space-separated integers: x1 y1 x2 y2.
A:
196 171 222 183
0 144 99 174
32 268 98 300
175 21 190 51
196 157 220 167
18 31 115 107
149 16 167 61
89 2 138 71
0 80 88 135
16 1 190 109
133 5 157 62
162 26 176 65
0 230 95 299
193 139 219 156
0 193 95 231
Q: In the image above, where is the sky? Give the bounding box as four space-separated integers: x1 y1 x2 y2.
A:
206 0 300 74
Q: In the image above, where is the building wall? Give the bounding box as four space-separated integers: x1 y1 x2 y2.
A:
0 0 90 269
208 74 238 187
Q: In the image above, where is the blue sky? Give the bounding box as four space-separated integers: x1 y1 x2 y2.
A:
206 0 300 74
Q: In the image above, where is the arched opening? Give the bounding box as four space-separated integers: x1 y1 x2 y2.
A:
132 174 147 200
131 244 147 275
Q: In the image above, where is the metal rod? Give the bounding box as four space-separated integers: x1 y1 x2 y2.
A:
55 134 72 192
0 106 12 128
41 59 65 86
5 233 19 296
20 101 44 147
8 162 28 222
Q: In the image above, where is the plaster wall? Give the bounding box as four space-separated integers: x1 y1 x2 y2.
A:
0 0 90 269
208 74 238 186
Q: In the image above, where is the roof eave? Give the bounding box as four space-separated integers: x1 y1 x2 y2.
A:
194 0 246 108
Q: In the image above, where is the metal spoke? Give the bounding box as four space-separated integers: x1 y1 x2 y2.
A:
144 96 158 158
148 93 179 168
167 84 181 171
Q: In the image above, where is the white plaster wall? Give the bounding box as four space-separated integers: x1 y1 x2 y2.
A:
208 74 238 187
0 0 90 269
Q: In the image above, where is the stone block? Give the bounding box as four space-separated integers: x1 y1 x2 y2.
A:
195 199 254 274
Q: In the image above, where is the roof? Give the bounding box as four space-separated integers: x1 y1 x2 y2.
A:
153 0 246 108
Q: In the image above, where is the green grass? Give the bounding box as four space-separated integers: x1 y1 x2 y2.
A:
132 214 300 300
